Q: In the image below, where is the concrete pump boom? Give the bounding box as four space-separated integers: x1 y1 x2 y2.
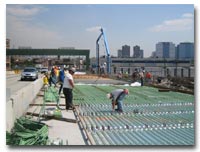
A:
96 28 111 74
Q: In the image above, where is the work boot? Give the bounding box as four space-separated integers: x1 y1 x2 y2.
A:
118 109 123 113
115 108 119 112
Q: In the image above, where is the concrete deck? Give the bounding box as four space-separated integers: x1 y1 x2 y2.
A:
24 77 128 145
10 78 194 145
27 90 86 145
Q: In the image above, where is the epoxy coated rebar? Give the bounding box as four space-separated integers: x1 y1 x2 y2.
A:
74 85 194 145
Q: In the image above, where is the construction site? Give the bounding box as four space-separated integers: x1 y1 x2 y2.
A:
6 26 195 146
6 73 195 146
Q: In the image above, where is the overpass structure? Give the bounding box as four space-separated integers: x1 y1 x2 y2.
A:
6 48 90 70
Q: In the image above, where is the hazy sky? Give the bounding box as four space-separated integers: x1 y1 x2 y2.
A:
6 4 194 57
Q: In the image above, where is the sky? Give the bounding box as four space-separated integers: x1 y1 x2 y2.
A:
6 4 194 58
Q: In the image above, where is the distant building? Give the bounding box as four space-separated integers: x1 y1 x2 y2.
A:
117 49 122 58
6 39 11 70
176 42 194 59
122 45 130 58
6 38 10 49
90 57 194 78
151 51 156 58
18 46 32 49
133 45 143 58
59 47 75 50
156 42 176 58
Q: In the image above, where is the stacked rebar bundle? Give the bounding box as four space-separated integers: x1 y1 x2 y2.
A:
6 117 48 145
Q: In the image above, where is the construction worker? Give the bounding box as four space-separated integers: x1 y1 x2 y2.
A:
63 67 76 110
107 88 129 113
117 71 122 79
58 66 66 95
43 73 49 90
132 68 139 82
49 66 57 87
139 70 145 86
145 71 152 84
55 66 60 82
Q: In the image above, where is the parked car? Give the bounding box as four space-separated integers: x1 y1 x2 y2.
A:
36 67 41 72
21 67 38 81
40 67 49 74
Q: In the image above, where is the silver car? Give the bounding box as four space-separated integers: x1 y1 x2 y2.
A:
21 67 38 81
40 67 49 74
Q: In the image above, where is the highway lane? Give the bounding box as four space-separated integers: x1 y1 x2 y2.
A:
6 74 42 101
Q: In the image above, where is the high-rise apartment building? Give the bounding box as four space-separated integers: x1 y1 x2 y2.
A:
133 45 143 58
176 42 194 59
118 49 122 58
122 45 130 58
156 42 176 58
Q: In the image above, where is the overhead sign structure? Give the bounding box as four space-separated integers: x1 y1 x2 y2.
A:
6 48 90 70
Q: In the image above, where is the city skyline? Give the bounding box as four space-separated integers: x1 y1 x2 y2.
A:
6 4 194 57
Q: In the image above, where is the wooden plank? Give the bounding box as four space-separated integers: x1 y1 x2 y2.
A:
158 89 170 92
37 94 44 97
150 84 194 95
29 103 79 107
29 103 65 106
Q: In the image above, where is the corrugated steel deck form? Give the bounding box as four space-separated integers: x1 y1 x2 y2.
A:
74 85 194 145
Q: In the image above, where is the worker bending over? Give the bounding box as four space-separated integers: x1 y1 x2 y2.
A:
107 88 129 113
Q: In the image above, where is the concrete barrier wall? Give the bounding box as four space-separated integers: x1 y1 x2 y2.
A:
6 71 15 75
6 78 43 132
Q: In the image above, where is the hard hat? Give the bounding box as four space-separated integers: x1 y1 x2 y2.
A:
106 93 111 99
69 67 76 73
124 89 129 94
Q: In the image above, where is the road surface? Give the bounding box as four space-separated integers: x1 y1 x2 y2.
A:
6 74 41 101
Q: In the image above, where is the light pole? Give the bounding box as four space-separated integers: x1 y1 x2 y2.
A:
163 58 166 77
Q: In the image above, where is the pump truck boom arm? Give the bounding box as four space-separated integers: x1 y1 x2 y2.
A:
96 27 111 74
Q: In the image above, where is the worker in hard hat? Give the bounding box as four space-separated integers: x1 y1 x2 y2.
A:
49 66 57 87
107 88 129 113
43 72 49 90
